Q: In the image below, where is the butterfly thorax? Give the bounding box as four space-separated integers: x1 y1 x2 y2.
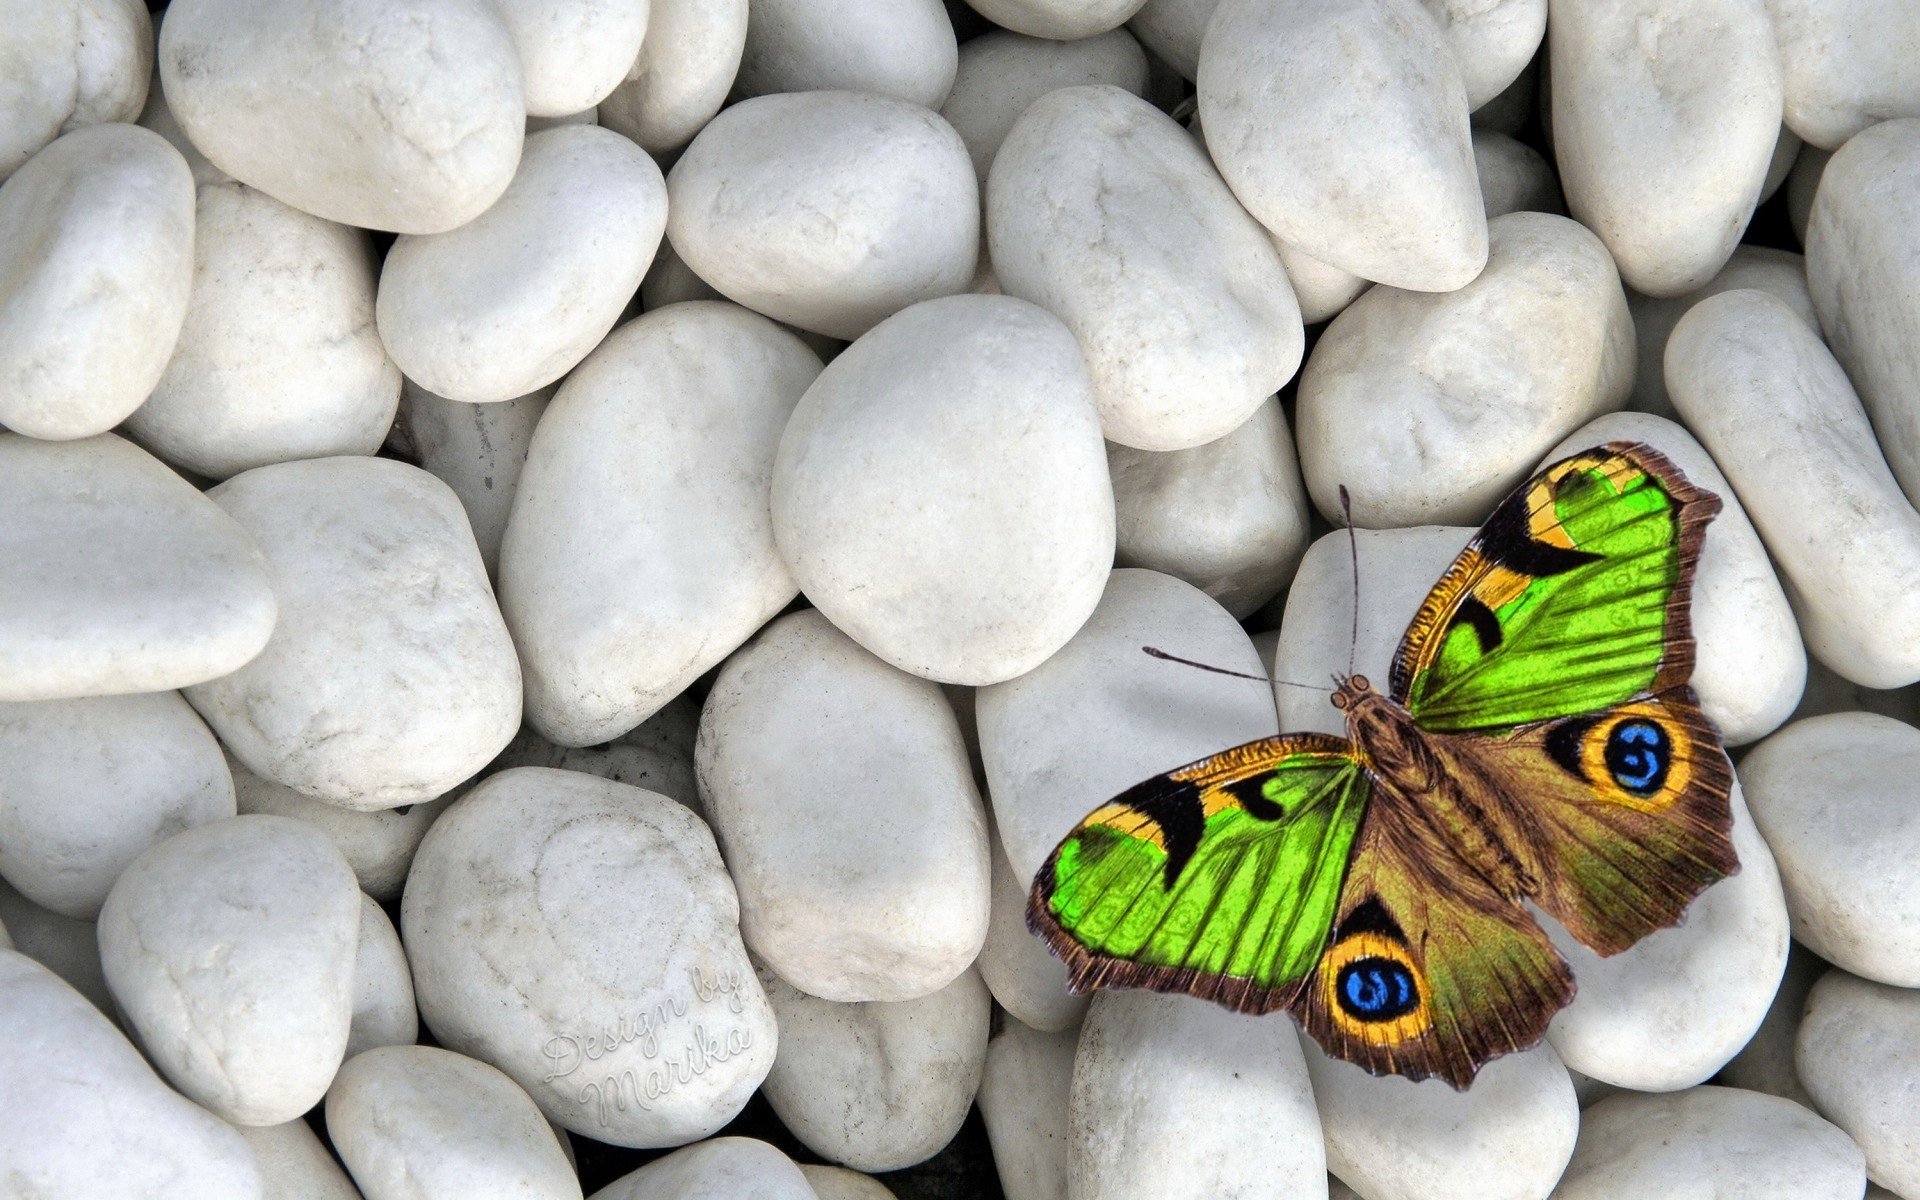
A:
1334 675 1539 899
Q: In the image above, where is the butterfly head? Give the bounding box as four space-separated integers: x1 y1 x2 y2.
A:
1328 674 1375 713
1333 676 1443 792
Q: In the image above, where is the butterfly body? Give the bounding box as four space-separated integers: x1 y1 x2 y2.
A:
1028 442 1738 1088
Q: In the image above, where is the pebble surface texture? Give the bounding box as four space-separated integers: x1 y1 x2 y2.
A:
5 3 1920 1197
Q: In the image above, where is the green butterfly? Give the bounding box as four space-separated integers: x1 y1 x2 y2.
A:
1027 442 1739 1088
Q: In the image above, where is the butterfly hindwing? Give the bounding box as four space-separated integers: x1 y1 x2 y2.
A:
1028 735 1369 1014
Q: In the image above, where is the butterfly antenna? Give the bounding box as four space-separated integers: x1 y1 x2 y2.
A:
1140 646 1332 693
1340 484 1360 680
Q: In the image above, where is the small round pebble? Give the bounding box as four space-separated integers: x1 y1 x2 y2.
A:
597 0 749 154
345 895 418 1059
228 755 455 902
941 28 1150 183
979 1019 1075 1200
234 1119 360 1200
976 831 1088 1032
0 0 152 180
736 0 957 109
1797 968 1920 1197
389 382 551 580
488 0 650 118
589 1137 815 1200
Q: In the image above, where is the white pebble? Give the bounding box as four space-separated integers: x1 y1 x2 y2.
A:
1771 0 1920 149
1552 1086 1865 1199
1126 0 1213 79
736 0 957 109
978 568 1276 881
0 692 234 920
1797 968 1920 1197
941 28 1150 183
0 879 114 1016
799 1163 899 1200
489 0 651 117
697 609 990 1002
1742 713 1920 986
1718 939 1824 1108
1805 118 1920 508
977 832 1088 1033
188 457 522 808
1627 245 1819 420
390 382 550 580
1109 397 1312 619
1667 288 1920 688
771 295 1114 685
97 814 362 1125
1071 991 1324 1199
667 90 977 339
597 0 749 154
234 1119 361 1200
1276 240 1372 325
345 895 418 1059
0 949 262 1199
1199 0 1485 291
967 0 1146 40
1419 0 1544 111
590 1137 815 1200
501 302 821 746
1548 0 1783 296
127 180 401 479
1788 143 1832 244
494 695 703 813
0 0 151 180
0 123 194 439
327 1044 581 1200
378 126 667 405
0 433 276 702
979 1019 1074 1200
1473 128 1561 218
159 0 525 234
1296 211 1633 528
989 85 1303 450
403 768 775 1148
229 755 454 902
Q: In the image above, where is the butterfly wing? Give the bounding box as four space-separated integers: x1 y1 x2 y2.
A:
1027 735 1370 1014
1287 794 1574 1089
1390 441 1737 956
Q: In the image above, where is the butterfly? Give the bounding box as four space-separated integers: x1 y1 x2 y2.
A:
1026 442 1739 1088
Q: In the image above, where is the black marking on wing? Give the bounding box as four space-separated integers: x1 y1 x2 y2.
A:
1478 487 1605 578
1452 595 1505 655
1218 774 1286 822
1335 896 1409 944
1544 715 1597 780
1110 776 1207 888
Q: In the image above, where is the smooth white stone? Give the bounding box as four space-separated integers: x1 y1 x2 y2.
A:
0 692 235 920
1771 0 1920 149
188 457 522 807
1667 288 1920 688
0 433 277 702
1108 398 1310 619
1303 1040 1576 1200
501 302 821 746
159 0 525 234
979 1019 1074 1200
0 123 193 439
1548 0 1782 296
328 1044 581 1200
127 180 400 480
494 694 703 814
967 0 1146 39
1296 211 1633 528
941 29 1150 182
1544 785 1788 1090
1742 713 1920 986
1806 118 1920 509
0 0 152 180
591 1138 816 1200
978 568 1277 881
378 126 666 404
490 0 650 117
1553 1086 1866 1199
137 59 226 186
1276 241 1371 325
1628 245 1819 420
0 950 262 1199
346 895 417 1059
1718 938 1824 1108
1542 410 1808 746
597 0 748 154
771 295 1113 685
1764 122 1804 202
760 965 988 1172
390 382 550 580
698 610 989 1002
1797 968 1920 1196
978 830 1088 1032
799 1164 899 1200
1127 0 1214 79
1788 143 1832 244
1199 0 1485 291
1071 990 1324 1199
404 768 775 1148
229 755 454 903
737 0 956 109
235 1119 361 1200
0 879 113 1016
1419 0 1545 110
990 85 1303 450
1474 128 1560 217
1473 54 1536 131
667 91 976 339
98 815 362 1125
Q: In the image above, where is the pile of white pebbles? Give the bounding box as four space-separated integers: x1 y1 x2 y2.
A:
4 0 1920 1197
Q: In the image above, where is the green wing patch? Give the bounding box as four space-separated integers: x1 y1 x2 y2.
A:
1028 734 1369 1014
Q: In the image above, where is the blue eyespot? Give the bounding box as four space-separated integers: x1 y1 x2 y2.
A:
1336 957 1419 1021
1604 718 1670 794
